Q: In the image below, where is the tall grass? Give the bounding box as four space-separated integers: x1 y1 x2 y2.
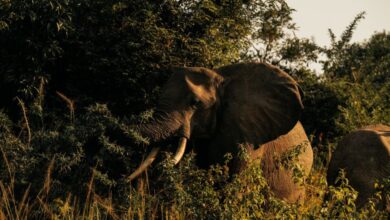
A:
0 149 388 219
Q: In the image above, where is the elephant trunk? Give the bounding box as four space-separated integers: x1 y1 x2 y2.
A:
128 112 189 181
134 111 184 143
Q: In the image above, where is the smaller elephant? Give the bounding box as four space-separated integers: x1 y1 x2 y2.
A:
327 124 390 209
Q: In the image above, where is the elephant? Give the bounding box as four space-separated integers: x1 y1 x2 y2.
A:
129 62 313 203
327 124 390 209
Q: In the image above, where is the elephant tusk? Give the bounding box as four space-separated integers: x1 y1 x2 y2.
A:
128 147 160 181
128 137 186 181
173 137 187 165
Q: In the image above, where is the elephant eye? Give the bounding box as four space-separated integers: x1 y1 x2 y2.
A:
190 97 201 108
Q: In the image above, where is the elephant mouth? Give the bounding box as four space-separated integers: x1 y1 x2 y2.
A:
128 136 188 181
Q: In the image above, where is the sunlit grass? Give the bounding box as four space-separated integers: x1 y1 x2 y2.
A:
0 150 388 219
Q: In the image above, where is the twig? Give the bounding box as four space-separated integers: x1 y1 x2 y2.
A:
15 97 31 146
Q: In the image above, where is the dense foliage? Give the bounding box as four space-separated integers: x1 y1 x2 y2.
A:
0 0 270 115
0 0 389 218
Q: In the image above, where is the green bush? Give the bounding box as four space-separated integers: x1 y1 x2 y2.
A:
0 0 258 115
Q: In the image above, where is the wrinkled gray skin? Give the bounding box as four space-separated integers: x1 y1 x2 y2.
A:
133 63 313 203
327 124 390 209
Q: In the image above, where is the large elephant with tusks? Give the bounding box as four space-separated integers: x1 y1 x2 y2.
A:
130 63 313 203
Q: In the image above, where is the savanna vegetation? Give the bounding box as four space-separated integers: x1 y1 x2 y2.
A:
0 0 389 219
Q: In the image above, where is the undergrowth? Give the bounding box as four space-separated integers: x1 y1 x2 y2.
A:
0 82 389 219
0 79 388 219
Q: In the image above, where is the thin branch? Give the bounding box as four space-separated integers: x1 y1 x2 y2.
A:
15 97 31 146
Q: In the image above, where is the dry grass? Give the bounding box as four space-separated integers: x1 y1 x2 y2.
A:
0 146 31 220
0 161 388 219
15 97 31 146
0 165 122 219
0 151 164 220
56 91 75 123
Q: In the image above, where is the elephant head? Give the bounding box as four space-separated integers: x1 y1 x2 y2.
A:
129 63 305 181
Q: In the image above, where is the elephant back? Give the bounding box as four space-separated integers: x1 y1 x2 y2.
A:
327 124 390 209
362 124 390 153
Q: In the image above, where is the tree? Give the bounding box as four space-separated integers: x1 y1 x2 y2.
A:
0 0 263 115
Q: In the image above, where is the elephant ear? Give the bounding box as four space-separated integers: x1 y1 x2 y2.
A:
182 67 223 107
217 63 304 146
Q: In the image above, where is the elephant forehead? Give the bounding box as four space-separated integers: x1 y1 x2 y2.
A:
184 66 221 78
171 67 222 86
158 85 188 106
